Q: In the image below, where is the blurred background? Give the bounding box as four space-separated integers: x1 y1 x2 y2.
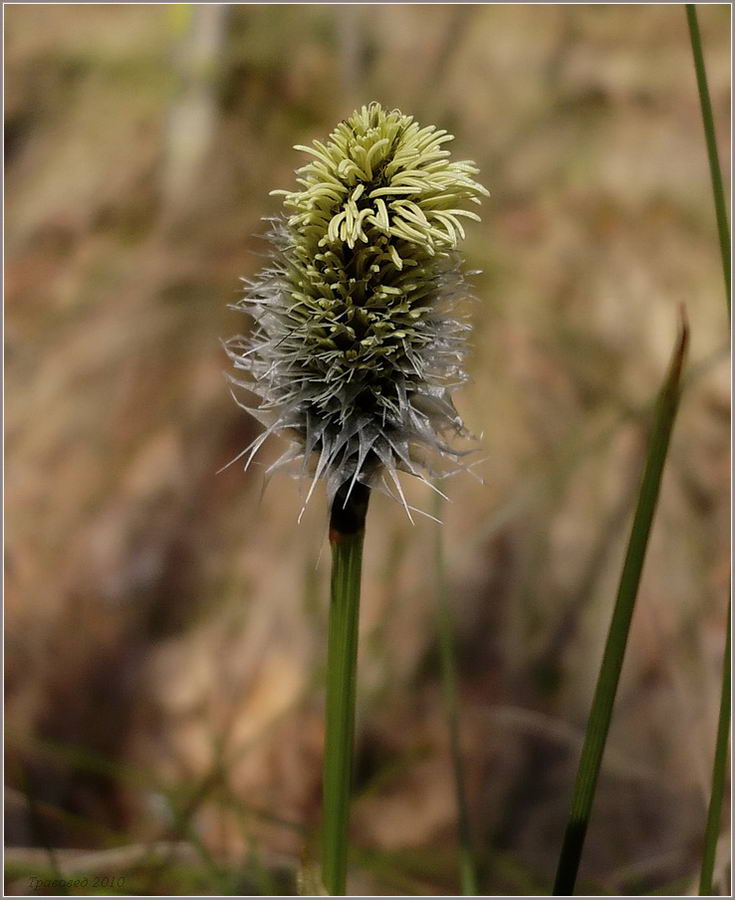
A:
5 4 731 896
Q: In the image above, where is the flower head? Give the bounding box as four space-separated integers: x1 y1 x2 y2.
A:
226 102 488 518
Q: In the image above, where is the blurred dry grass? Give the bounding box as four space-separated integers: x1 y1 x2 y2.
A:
5 4 731 896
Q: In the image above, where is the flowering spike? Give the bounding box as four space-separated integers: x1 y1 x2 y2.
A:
226 102 488 511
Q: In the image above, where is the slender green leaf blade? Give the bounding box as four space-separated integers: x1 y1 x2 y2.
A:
553 316 689 895
685 4 731 315
685 8 732 895
698 598 731 896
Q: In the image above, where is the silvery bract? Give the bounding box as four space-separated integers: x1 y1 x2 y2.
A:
226 102 488 518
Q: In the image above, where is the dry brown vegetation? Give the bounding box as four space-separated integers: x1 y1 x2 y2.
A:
5 4 731 895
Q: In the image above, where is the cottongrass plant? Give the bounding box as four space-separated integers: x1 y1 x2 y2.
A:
227 102 487 894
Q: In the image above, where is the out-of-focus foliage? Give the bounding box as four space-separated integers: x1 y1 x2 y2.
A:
5 5 730 896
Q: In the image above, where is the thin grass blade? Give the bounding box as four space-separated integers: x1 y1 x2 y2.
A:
685 4 731 314
698 597 731 896
685 8 732 894
553 314 689 895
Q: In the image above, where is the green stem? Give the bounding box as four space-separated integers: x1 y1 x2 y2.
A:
434 492 479 896
685 4 731 315
553 317 689 895
698 598 731 896
322 482 370 896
